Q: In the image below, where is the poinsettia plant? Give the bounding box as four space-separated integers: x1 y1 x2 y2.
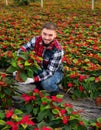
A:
0 72 15 108
19 89 90 129
0 108 36 130
7 50 42 82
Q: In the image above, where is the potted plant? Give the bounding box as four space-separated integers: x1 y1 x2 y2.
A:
6 51 42 82
95 96 101 106
18 88 90 129
0 72 15 108
0 108 36 130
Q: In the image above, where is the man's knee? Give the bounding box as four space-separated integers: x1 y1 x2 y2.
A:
41 79 51 88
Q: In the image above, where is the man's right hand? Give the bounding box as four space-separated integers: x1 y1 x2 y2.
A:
13 71 17 77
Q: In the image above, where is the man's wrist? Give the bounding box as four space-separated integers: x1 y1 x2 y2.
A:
34 76 39 82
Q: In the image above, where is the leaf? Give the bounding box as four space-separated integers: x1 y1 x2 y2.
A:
6 66 17 73
37 121 47 128
25 104 33 113
14 109 23 115
0 111 5 119
24 61 31 66
84 58 90 62
40 104 50 111
21 124 27 129
62 125 71 130
56 94 64 99
27 69 33 78
73 59 78 63
52 109 60 115
88 77 95 81
4 88 12 95
0 120 5 125
97 117 101 123
33 107 39 116
20 72 27 81
37 110 49 122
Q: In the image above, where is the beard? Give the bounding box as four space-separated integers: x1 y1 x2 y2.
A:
42 40 53 47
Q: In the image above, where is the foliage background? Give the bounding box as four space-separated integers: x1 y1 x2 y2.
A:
0 0 101 129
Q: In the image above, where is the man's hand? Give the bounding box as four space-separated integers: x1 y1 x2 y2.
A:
13 71 17 77
20 78 34 85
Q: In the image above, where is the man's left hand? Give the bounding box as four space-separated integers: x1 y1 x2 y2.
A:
20 78 34 85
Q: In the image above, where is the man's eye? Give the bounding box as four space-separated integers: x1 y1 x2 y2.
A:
49 34 53 37
43 33 46 35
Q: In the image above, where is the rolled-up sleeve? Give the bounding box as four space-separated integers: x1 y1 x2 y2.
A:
17 37 36 55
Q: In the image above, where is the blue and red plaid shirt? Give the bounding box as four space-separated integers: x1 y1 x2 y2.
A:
18 36 64 82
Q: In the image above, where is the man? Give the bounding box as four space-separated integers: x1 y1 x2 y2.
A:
16 22 64 95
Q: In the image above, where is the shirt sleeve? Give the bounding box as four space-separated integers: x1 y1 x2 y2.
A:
17 37 36 55
34 49 64 82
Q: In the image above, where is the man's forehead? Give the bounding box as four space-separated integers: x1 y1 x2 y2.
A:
42 28 56 34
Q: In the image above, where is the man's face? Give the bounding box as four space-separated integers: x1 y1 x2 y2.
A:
41 28 56 44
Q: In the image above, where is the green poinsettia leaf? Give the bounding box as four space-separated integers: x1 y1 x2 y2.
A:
6 66 17 73
11 61 17 67
24 61 31 66
21 124 27 129
33 107 39 116
0 111 5 119
52 109 60 115
25 104 33 113
40 104 50 111
97 117 101 123
27 69 33 78
37 110 49 122
14 109 23 115
20 72 27 81
0 120 5 125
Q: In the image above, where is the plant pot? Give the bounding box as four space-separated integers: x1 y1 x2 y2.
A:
15 71 23 82
95 97 101 106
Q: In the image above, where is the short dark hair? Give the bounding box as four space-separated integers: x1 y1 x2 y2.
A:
42 22 57 30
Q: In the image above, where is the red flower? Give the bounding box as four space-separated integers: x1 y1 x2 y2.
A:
33 88 39 93
19 115 35 126
96 121 101 127
68 82 73 87
1 73 6 78
64 103 73 108
51 96 57 101
79 86 84 92
62 116 69 124
42 102 47 105
70 72 79 78
34 128 39 130
7 51 13 58
95 77 100 83
60 109 66 115
6 109 14 118
79 75 86 81
22 94 32 102
72 111 80 115
79 121 84 126
6 121 18 130
42 126 52 130
51 96 62 103
57 97 63 103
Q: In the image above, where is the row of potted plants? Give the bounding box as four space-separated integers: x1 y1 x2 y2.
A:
0 79 101 129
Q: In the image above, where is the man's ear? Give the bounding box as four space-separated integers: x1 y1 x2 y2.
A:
54 31 57 38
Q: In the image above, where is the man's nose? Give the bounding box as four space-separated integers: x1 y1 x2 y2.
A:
45 35 49 39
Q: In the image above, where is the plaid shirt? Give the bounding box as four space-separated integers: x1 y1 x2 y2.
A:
18 36 64 82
